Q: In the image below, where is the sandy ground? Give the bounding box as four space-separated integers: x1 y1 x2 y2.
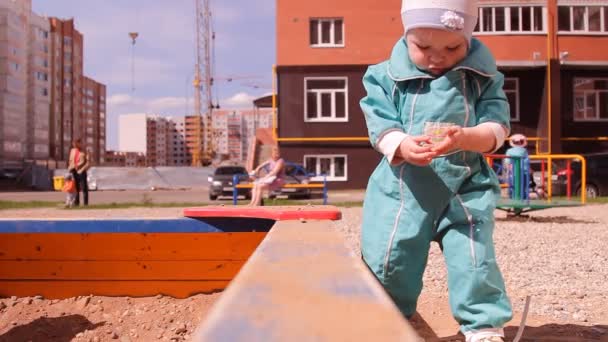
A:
1 204 608 341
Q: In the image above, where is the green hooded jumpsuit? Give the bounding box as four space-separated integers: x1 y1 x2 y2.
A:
360 37 513 334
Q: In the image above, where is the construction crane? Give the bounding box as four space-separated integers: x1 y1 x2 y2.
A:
192 0 215 166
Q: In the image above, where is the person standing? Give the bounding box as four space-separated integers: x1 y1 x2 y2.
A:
359 1 512 341
68 139 91 206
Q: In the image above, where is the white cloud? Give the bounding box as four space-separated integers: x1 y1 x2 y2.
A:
221 92 257 108
107 94 133 106
108 91 259 116
108 93 188 116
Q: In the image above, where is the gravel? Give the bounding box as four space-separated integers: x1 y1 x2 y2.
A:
330 204 608 325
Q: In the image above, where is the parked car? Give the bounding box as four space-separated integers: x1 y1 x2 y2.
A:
208 165 251 200
554 153 608 199
268 162 313 199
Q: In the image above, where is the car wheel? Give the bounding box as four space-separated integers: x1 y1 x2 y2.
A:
209 194 218 201
577 184 599 199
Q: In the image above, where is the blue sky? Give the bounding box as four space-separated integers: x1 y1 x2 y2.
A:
32 0 275 149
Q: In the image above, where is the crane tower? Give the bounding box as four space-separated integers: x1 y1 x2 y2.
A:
192 0 214 166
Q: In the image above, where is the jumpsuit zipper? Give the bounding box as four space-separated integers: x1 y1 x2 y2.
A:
382 79 425 277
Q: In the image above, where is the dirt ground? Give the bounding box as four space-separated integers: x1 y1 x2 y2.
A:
1 205 607 341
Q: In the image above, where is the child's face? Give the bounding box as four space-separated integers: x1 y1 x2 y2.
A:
406 28 467 76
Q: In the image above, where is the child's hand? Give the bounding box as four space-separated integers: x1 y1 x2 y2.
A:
430 126 464 155
398 136 436 166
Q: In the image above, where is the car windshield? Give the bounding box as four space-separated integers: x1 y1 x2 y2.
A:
214 167 246 175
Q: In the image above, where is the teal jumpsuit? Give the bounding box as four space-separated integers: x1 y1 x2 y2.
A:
360 38 513 334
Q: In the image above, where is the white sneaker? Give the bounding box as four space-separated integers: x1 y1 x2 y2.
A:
465 328 505 342
477 337 504 342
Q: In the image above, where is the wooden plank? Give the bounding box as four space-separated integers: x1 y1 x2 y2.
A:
0 280 229 299
0 260 243 280
0 217 274 233
194 220 421 341
235 183 324 189
0 232 266 261
183 206 342 221
283 183 324 188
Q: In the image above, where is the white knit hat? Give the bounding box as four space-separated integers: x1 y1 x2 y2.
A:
401 0 479 43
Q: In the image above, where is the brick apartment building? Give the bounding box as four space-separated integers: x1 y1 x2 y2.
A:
0 0 106 171
211 108 273 161
275 0 608 189
0 0 51 168
82 76 106 164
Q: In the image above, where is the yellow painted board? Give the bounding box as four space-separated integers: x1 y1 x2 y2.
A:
236 184 324 189
0 260 244 281
0 232 266 261
0 280 229 299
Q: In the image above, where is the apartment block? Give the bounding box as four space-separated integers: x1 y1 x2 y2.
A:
184 115 205 165
104 150 145 167
210 108 273 162
276 0 608 189
0 0 51 168
48 17 83 161
146 116 169 166
118 113 191 167
82 76 106 164
27 9 51 161
168 116 189 166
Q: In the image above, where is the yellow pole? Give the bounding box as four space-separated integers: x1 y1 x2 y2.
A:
272 65 278 142
546 7 553 156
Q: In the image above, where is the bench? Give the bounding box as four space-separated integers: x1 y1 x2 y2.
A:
193 217 421 341
232 174 328 205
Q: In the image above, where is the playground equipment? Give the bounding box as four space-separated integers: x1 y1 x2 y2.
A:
485 154 587 215
0 207 340 298
0 206 422 340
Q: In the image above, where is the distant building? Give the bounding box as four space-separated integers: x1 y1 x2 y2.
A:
0 0 51 168
116 107 272 167
48 17 83 161
82 77 106 164
168 116 189 166
118 113 191 167
0 0 106 170
104 150 145 167
211 108 273 162
118 113 147 153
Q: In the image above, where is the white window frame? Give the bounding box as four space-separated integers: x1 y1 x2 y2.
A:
573 77 608 122
558 5 608 34
504 77 520 122
310 18 345 47
304 154 348 182
474 5 547 35
304 77 349 122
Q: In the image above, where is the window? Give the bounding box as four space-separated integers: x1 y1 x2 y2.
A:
35 72 48 81
304 77 348 122
573 78 608 121
475 6 544 33
37 28 49 39
304 155 347 181
558 6 608 33
504 78 520 122
310 18 344 47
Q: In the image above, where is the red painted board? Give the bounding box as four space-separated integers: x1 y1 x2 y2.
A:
183 206 342 221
